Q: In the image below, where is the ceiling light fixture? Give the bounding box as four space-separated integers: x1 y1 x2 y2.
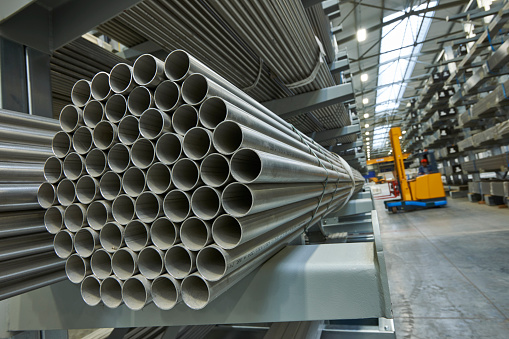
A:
357 28 367 42
360 73 368 82
363 113 369 118
362 98 369 105
365 123 369 128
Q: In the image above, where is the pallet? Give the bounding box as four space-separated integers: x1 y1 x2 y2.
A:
468 192 482 202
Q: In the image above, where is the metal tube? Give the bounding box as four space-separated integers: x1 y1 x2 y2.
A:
138 245 165 279
59 105 83 133
155 132 182 165
109 63 136 94
139 108 173 139
93 121 118 150
83 100 105 129
44 206 65 234
100 275 124 308
44 157 63 183
118 115 140 145
87 200 113 231
163 189 192 223
0 161 44 183
64 203 87 232
154 80 181 111
100 171 123 200
73 126 94 155
180 217 212 251
91 249 112 279
0 184 40 212
1 142 54 163
65 254 91 284
124 219 150 251
200 153 232 188
0 108 60 132
0 210 46 238
0 233 54 261
0 270 66 302
112 194 136 225
151 274 181 310
52 131 72 158
146 162 173 194
127 86 154 117
164 244 196 279
81 275 102 306
57 179 76 206
85 148 108 177
183 127 215 160
122 167 146 197
91 71 112 101
74 228 99 258
99 222 125 253
191 186 223 220
71 79 92 107
76 175 100 204
130 138 155 169
108 143 131 173
111 247 138 279
0 252 64 284
172 104 198 135
0 124 55 146
172 158 202 191
133 54 165 87
63 152 85 180
150 217 180 250
105 93 129 123
37 182 56 208
122 274 151 310
53 229 74 259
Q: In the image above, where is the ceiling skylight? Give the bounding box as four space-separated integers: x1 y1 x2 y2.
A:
372 2 436 149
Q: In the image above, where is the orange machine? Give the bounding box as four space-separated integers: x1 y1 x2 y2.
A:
384 127 447 212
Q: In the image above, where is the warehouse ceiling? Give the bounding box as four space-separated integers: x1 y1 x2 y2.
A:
333 0 474 159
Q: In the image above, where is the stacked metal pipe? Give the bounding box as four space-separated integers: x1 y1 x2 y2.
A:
39 50 364 310
0 109 66 301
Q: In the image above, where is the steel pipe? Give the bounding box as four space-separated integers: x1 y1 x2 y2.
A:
0 271 66 302
105 93 129 123
163 189 192 223
172 104 198 135
59 105 83 133
151 274 181 310
150 217 180 250
200 153 231 188
109 63 136 94
108 143 131 173
164 244 196 279
172 158 202 191
131 138 156 169
85 149 108 177
135 191 163 223
87 200 113 231
37 182 57 208
0 233 54 261
83 100 105 129
73 126 95 155
138 246 165 279
154 80 181 111
111 247 138 279
128 86 154 116
71 79 92 107
93 121 118 150
74 228 99 258
52 131 72 158
155 132 182 165
65 254 91 284
124 219 150 251
1 142 54 163
91 71 112 101
118 115 140 145
44 206 65 234
146 162 172 194
99 171 123 200
180 217 212 251
112 194 136 225
81 275 102 306
53 229 74 259
63 203 87 232
0 252 64 284
0 184 40 212
191 186 223 220
63 152 85 180
100 275 123 308
133 54 165 87
0 108 60 132
139 108 173 139
183 127 215 160
76 175 100 204
57 179 76 206
91 249 112 279
0 210 46 238
0 124 55 146
44 157 63 184
99 222 125 253
122 167 146 197
0 161 44 183
122 274 151 310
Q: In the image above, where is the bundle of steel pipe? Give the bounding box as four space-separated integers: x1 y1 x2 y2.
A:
38 51 364 310
0 109 66 301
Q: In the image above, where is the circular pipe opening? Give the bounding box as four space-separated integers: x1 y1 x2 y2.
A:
63 152 84 180
99 171 122 200
191 186 221 220
164 245 194 279
44 206 64 234
124 220 149 251
131 138 155 169
172 158 200 191
118 115 140 145
44 156 63 184
52 131 72 158
66 254 88 283
122 276 149 310
127 86 153 116
63 204 86 232
91 71 111 101
38 182 56 208
150 217 178 250
111 195 135 225
85 149 108 177
139 108 170 139
200 153 230 187
181 74 208 105
172 105 198 135
146 162 172 194
91 249 112 279
76 175 98 204
163 189 191 222
221 183 253 217
108 143 130 173
83 100 104 128
81 275 101 306
74 228 97 258
105 94 128 123
133 54 161 86
155 133 182 165
164 50 191 81
57 179 76 206
196 246 227 281
181 275 210 310
73 126 94 154
59 105 82 133
212 215 242 249
212 121 243 155
122 167 146 197
199 97 228 129
135 192 161 223
71 79 91 107
99 222 124 253
183 127 213 160
53 230 74 258
109 63 133 94
180 217 211 251
154 80 180 111
93 121 117 150
151 275 180 310
138 247 163 279
87 200 111 230
230 149 262 183
111 248 137 279
100 276 123 308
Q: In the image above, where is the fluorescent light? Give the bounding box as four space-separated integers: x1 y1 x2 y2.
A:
363 113 369 118
362 98 369 104
365 131 369 135
360 73 368 82
366 137 370 141
402 130 407 134
357 28 367 42
364 123 369 128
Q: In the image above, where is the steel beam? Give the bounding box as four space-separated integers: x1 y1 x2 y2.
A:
0 0 35 22
301 0 326 8
261 83 354 120
307 124 360 143
329 59 349 75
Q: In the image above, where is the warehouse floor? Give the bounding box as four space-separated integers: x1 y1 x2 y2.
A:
374 186 509 338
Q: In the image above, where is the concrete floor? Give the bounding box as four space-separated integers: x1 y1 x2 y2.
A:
374 186 509 338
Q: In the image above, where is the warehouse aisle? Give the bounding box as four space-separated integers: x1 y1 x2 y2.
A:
374 188 509 338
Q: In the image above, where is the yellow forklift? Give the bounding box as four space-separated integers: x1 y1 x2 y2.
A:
384 127 447 213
